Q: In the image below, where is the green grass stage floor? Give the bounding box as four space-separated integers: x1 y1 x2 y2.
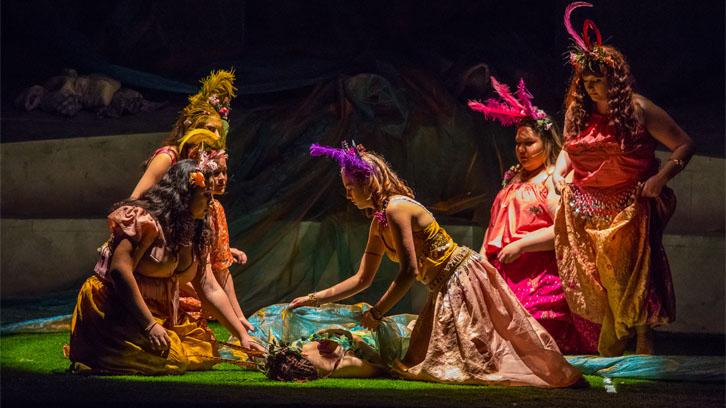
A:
2 324 724 408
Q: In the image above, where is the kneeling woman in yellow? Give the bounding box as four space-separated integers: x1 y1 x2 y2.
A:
289 143 581 388
69 157 264 375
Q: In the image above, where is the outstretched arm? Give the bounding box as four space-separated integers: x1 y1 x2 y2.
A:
636 95 696 198
130 153 174 199
289 221 385 309
212 266 254 332
193 262 265 351
360 202 418 330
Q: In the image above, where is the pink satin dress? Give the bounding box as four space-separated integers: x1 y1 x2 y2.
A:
484 177 599 354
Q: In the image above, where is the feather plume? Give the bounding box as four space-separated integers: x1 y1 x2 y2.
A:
515 79 535 118
309 144 373 179
467 100 525 127
564 2 592 51
490 77 522 110
582 19 603 50
515 79 547 120
468 77 550 128
199 69 237 100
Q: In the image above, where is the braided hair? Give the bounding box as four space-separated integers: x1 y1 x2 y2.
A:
264 347 319 382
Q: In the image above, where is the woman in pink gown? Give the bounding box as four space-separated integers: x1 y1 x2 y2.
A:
470 77 599 354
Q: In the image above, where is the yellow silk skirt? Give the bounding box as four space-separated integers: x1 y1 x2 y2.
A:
69 275 218 375
555 186 676 356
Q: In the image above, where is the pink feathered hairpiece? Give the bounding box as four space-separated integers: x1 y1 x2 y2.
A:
309 142 373 182
467 76 552 131
564 2 616 70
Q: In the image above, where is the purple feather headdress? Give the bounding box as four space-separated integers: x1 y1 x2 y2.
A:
564 2 616 70
467 76 552 131
309 142 374 182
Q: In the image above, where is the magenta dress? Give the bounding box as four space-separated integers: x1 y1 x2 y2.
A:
483 177 599 354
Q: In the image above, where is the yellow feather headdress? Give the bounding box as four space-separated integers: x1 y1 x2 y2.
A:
178 69 237 149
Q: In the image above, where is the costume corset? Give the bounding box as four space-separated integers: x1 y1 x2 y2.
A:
379 197 459 290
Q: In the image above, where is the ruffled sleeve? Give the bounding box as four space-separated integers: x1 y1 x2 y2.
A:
94 206 165 279
148 146 179 166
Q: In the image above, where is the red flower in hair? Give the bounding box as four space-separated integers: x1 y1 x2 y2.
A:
189 171 206 188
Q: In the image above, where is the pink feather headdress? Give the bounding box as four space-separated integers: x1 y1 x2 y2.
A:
564 2 616 70
309 141 373 182
467 76 552 131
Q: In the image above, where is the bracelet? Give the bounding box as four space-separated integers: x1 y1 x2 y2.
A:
369 306 384 321
668 158 686 170
143 321 158 336
307 292 320 307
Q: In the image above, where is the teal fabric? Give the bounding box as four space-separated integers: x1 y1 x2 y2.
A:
247 303 416 366
565 355 725 382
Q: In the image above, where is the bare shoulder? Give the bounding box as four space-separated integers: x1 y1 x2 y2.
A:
633 93 652 109
147 152 174 173
385 197 419 217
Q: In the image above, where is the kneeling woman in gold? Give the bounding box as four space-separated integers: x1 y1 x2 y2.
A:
289 144 581 388
69 157 264 375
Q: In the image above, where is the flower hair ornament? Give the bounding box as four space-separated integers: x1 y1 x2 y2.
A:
564 2 616 71
181 69 237 145
309 140 374 183
189 150 219 189
467 76 553 132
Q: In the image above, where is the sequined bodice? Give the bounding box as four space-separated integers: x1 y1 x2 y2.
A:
564 113 657 223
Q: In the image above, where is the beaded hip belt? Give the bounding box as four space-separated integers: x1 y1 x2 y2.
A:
567 182 640 224
421 247 475 292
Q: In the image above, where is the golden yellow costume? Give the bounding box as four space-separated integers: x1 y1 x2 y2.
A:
555 113 676 356
69 206 219 374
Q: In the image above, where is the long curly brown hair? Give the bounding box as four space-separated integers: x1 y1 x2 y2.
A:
351 146 415 213
113 159 213 258
564 45 640 145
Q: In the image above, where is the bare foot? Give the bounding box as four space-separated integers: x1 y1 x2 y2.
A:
635 326 654 354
